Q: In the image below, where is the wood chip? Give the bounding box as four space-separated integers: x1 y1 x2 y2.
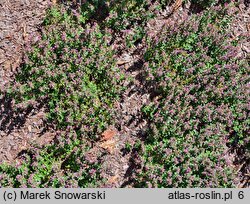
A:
116 60 128 66
99 139 116 153
107 175 119 184
28 125 32 132
52 0 57 5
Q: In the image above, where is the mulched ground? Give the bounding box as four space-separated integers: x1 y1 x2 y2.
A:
102 1 250 187
0 0 249 187
227 2 250 187
0 0 54 163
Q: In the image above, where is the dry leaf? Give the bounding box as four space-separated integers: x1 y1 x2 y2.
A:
101 129 117 141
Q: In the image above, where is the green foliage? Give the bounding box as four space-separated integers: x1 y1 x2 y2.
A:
1 5 121 187
190 0 231 9
0 1 248 188
134 7 249 187
12 6 123 140
0 133 102 187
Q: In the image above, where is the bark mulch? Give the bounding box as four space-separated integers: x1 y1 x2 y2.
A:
0 0 54 164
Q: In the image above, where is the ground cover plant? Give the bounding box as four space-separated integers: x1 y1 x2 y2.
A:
0 3 123 187
0 132 102 187
13 6 123 139
0 0 249 187
134 6 249 187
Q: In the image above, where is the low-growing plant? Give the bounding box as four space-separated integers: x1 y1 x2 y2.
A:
134 6 249 187
10 6 123 140
106 0 150 30
189 0 231 9
1 5 122 187
0 0 248 188
0 132 102 187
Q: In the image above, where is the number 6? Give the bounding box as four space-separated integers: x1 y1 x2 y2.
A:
238 191 244 199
